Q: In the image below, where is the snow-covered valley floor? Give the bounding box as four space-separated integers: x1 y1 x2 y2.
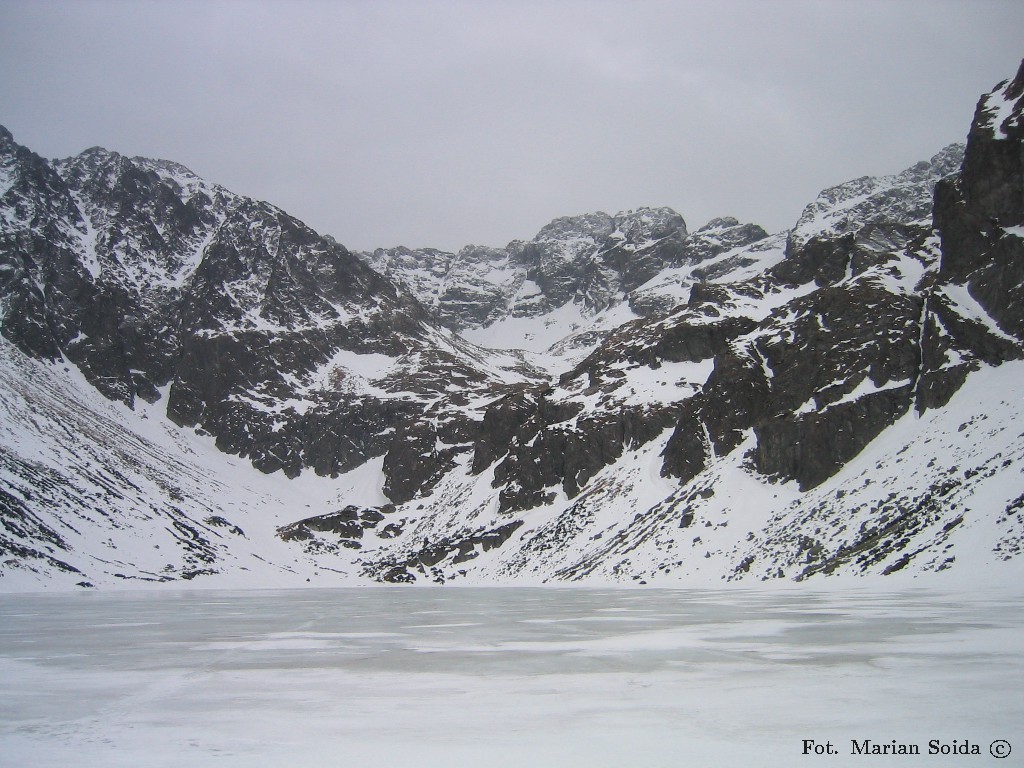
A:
1 585 1021 767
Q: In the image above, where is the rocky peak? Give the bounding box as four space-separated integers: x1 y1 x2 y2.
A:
934 58 1024 335
788 144 964 250
681 217 770 268
613 206 689 241
510 206 690 311
366 243 515 329
530 210 617 244
0 128 83 232
772 144 964 287
975 58 1024 142
53 147 235 294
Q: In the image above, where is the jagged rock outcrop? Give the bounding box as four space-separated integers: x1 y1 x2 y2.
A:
277 504 397 552
1 127 102 365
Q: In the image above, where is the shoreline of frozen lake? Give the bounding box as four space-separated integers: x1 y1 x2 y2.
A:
1 586 1021 767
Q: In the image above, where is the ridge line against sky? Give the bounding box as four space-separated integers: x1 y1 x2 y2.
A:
2 0 1023 252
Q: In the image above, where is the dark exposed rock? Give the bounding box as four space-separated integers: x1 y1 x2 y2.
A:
0 127 93 364
277 505 395 545
382 414 476 504
685 218 769 265
773 232 857 286
662 274 931 488
660 404 710 483
937 61 1024 279
370 519 525 583
754 384 914 490
491 404 676 513
471 386 574 474
914 284 1022 411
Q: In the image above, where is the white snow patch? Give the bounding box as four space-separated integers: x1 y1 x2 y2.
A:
610 358 715 406
320 349 396 381
795 376 912 416
462 299 638 373
68 191 102 279
940 283 1020 344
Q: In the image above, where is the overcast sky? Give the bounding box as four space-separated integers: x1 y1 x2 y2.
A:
2 1 1022 252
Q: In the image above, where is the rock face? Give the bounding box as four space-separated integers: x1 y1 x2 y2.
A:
3 61 1024 589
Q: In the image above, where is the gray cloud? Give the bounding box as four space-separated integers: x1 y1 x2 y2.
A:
2 0 1022 251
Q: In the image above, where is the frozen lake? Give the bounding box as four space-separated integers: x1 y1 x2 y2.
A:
1 586 1021 766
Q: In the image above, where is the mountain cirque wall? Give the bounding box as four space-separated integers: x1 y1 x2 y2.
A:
463 140 982 516
1 60 1024 587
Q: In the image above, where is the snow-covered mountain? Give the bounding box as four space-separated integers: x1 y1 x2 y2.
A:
0 128 543 487
2 59 1023 590
363 208 769 366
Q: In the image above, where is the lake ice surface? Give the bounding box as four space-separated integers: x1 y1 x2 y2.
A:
1 586 1021 767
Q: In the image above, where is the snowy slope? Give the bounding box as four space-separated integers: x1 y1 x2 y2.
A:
3 313 1022 592
537 358 1024 585
0 336 385 590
